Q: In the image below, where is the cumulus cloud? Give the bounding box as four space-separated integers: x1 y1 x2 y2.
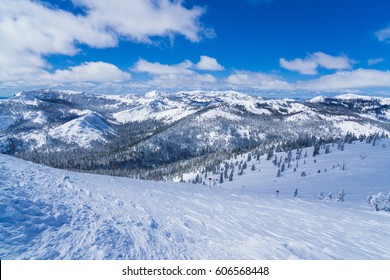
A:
1 62 131 87
132 60 293 90
0 0 206 87
280 52 355 75
133 59 194 75
143 73 217 88
132 58 217 88
71 0 205 43
43 62 131 84
279 58 318 75
225 71 293 90
195 56 224 71
375 26 390 42
297 69 390 91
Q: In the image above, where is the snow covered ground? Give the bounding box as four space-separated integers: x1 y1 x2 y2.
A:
1 139 390 260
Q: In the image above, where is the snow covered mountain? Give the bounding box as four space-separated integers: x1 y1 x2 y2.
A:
1 89 389 179
48 112 115 147
1 138 389 259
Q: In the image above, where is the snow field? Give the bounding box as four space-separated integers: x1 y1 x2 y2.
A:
1 139 390 259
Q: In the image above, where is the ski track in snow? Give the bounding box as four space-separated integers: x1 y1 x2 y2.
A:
1 140 390 259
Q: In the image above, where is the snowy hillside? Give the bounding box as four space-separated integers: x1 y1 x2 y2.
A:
48 112 115 147
1 139 389 260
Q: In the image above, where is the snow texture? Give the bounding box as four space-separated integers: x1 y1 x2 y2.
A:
1 139 390 260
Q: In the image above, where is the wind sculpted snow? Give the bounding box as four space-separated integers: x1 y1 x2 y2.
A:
1 139 390 259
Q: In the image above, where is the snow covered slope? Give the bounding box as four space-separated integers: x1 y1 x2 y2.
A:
48 112 115 147
1 139 389 260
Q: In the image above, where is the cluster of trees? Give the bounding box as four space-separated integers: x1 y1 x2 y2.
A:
11 129 387 184
367 192 390 212
314 189 346 202
185 131 389 186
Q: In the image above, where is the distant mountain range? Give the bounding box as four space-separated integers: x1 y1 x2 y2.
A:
1 89 389 179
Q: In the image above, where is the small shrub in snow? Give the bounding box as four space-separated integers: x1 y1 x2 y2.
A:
367 192 390 212
316 192 325 200
336 189 346 202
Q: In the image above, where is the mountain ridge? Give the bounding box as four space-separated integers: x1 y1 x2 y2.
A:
1 89 389 179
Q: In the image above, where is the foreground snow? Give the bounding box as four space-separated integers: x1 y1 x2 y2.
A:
1 140 390 259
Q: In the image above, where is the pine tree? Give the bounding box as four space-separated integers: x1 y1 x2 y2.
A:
313 143 320 157
294 188 298 197
266 149 274 161
224 163 229 179
229 170 233 181
278 156 282 167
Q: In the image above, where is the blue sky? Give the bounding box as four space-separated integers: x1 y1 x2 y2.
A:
1 0 390 97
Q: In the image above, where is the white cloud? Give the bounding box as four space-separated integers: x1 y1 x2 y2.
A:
313 52 354 70
44 62 131 84
132 62 293 90
280 52 354 75
368 58 385 66
297 68 390 91
1 62 131 87
225 71 293 90
143 73 217 88
0 0 117 60
375 26 390 42
71 0 205 43
279 58 318 75
134 56 224 74
195 56 224 71
133 59 194 75
132 58 217 88
0 0 206 87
